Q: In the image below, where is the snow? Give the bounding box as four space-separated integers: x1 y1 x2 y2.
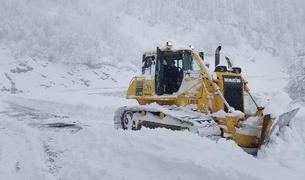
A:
0 0 305 180
1 94 304 180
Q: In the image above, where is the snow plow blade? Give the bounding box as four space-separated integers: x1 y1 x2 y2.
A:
274 108 300 130
259 108 300 148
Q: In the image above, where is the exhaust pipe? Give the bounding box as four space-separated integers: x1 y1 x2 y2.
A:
225 56 232 69
215 46 222 68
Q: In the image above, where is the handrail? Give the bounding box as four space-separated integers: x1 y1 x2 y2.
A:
193 52 234 112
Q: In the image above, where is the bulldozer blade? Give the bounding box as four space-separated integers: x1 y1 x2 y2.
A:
261 108 300 148
258 114 272 148
271 108 300 134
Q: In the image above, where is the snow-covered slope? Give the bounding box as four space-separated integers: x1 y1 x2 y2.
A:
1 0 305 65
0 47 134 92
0 0 305 180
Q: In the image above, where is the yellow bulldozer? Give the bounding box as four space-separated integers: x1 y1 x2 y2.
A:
114 42 299 154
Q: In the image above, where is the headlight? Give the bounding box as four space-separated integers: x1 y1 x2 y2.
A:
166 41 173 49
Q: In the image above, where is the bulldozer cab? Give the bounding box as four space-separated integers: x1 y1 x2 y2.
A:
155 47 200 95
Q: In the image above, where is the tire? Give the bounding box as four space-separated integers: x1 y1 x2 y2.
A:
121 111 137 130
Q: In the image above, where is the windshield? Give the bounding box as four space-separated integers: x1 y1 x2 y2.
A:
161 50 200 71
191 58 200 71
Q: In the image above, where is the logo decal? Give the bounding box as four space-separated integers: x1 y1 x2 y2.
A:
223 77 242 83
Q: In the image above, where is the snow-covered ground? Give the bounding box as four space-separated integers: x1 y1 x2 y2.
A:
0 90 304 180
